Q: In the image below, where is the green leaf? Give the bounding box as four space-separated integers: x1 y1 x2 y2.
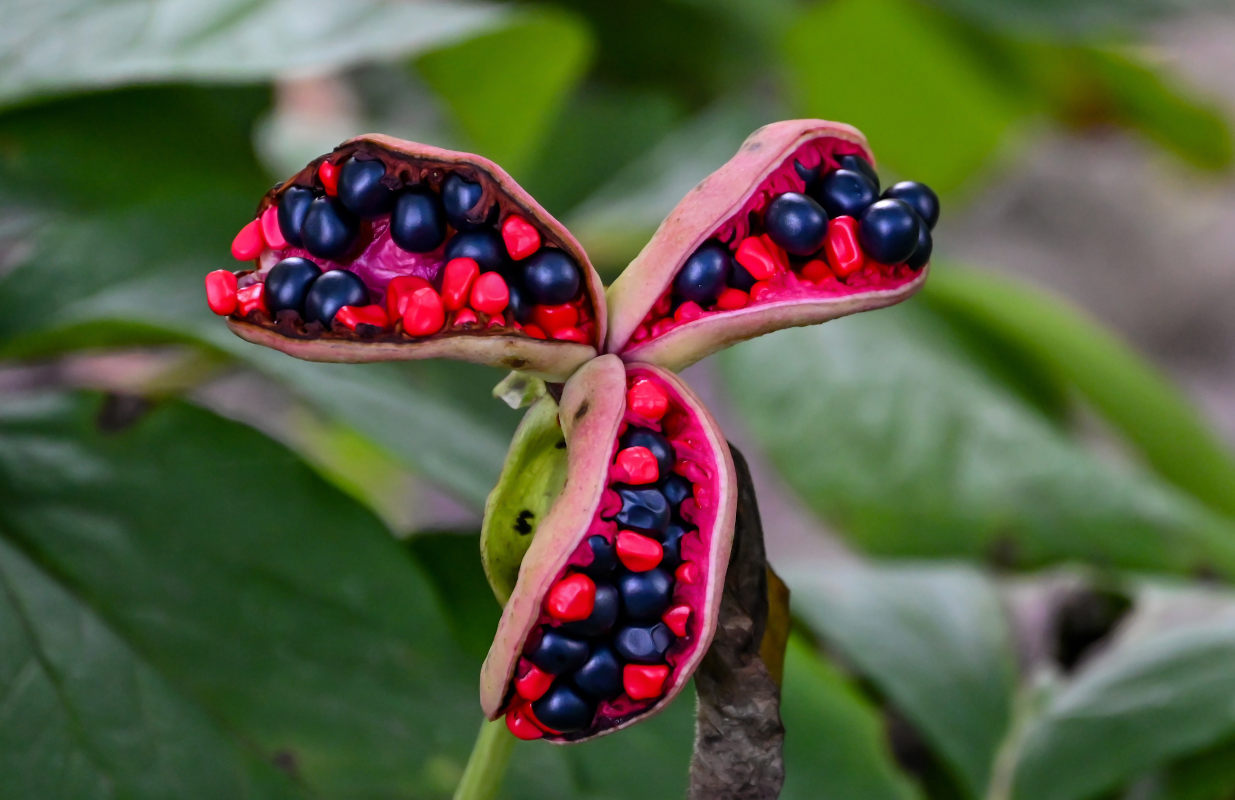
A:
407 531 501 662
923 264 1235 519
716 306 1235 577
0 391 489 798
0 0 507 110
781 634 923 800
923 0 1227 37
417 9 594 174
787 563 1015 798
1012 617 1235 800
782 0 1026 192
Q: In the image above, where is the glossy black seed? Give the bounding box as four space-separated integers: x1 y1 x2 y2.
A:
390 188 446 252
729 261 757 292
883 181 940 230
614 486 670 535
302 270 368 327
857 199 922 265
337 158 395 217
571 645 623 701
277 186 315 247
618 569 674 620
583 535 618 578
443 229 507 272
660 474 692 511
528 630 590 674
264 257 322 315
506 282 532 324
838 154 880 190
907 221 932 270
521 250 582 306
532 683 595 732
674 242 730 306
814 169 879 220
302 197 359 259
614 623 674 664
794 160 821 190
765 192 828 256
620 428 675 478
562 584 620 637
441 173 492 230
660 524 689 570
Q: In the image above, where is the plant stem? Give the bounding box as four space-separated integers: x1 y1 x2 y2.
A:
453 718 516 800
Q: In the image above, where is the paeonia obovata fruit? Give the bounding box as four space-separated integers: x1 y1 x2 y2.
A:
207 120 937 744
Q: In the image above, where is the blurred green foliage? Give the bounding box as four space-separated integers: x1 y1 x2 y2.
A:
1 0 1234 798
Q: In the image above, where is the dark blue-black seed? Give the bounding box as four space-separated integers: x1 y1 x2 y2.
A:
618 569 674 620
264 257 322 315
729 261 757 291
302 197 359 259
441 173 491 230
507 282 532 324
794 160 821 189
857 199 922 265
614 623 674 664
337 158 395 218
764 192 828 256
277 186 315 247
528 630 590 674
521 249 582 306
661 524 689 570
882 181 940 230
302 270 368 327
584 535 618 578
838 154 880 190
620 428 675 477
443 229 507 272
533 683 595 732
571 645 623 701
390 188 446 252
614 486 670 535
814 169 879 220
674 242 730 306
562 584 620 637
906 221 932 270
660 474 692 511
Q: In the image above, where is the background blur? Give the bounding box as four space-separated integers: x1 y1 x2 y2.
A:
2 1 1235 798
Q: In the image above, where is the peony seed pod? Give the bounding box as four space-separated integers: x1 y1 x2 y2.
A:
480 354 736 742
212 135 606 380
605 119 932 371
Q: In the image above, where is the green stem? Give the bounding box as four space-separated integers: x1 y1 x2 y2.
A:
453 718 517 800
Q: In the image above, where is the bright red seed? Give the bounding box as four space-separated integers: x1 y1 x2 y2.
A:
801 258 832 283
662 605 691 637
402 286 445 336
385 276 432 320
230 219 265 261
736 236 785 280
234 283 266 317
334 304 388 332
675 561 700 585
505 705 545 740
715 287 749 310
551 326 588 343
487 313 507 329
514 663 555 701
623 664 670 701
617 531 663 572
531 303 578 334
453 308 479 328
825 216 865 278
441 258 479 311
259 205 287 250
674 301 703 323
501 214 541 260
750 280 775 302
204 270 238 316
546 573 596 622
523 324 547 340
470 272 510 315
318 160 339 195
626 378 669 422
615 446 659 485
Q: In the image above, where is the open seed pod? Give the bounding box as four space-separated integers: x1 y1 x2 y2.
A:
606 119 935 370
205 135 606 379
480 354 736 742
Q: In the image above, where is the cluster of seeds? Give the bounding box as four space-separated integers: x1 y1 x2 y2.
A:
504 375 714 739
206 152 593 343
633 150 938 339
